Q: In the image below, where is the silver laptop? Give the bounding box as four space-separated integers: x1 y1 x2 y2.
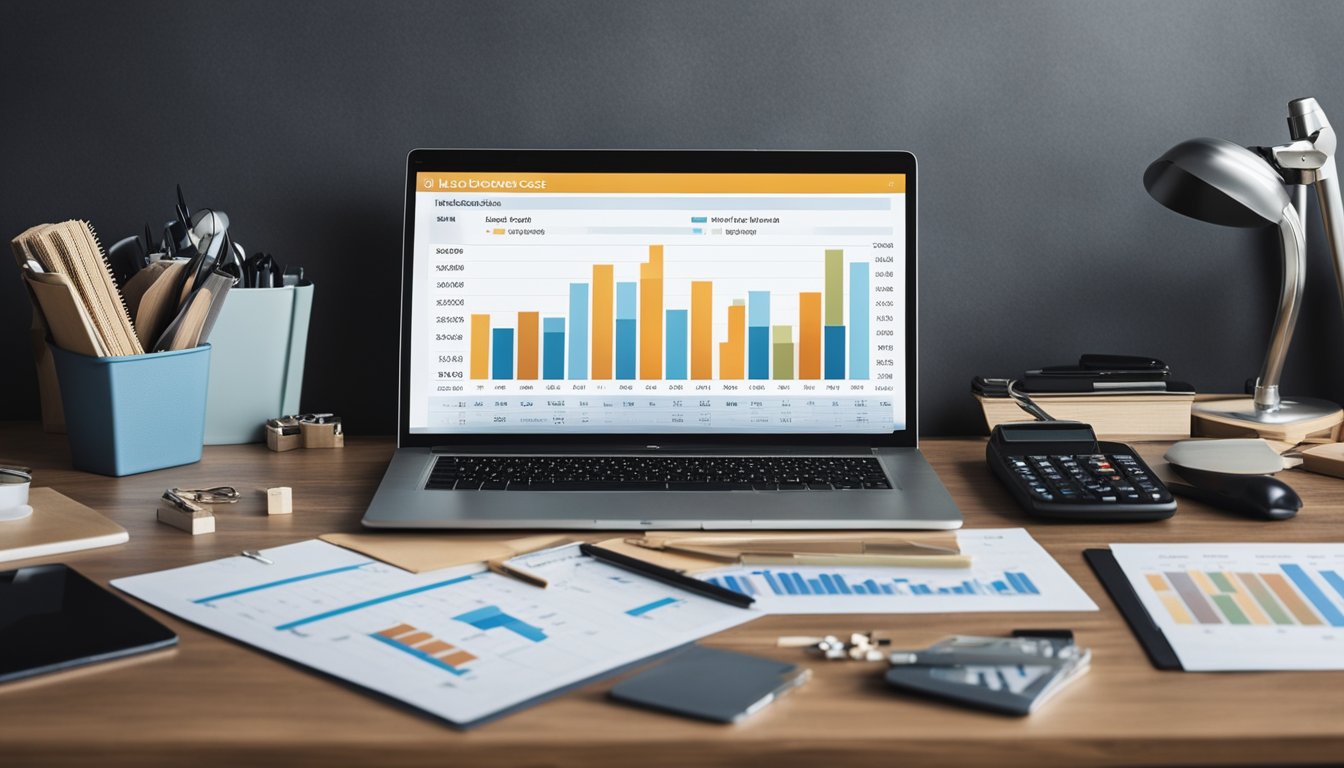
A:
363 149 960 530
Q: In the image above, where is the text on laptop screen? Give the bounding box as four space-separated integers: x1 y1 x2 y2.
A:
407 172 907 434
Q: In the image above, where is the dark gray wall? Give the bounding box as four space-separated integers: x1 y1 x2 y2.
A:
4 0 1344 436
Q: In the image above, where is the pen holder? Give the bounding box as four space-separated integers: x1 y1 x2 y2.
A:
203 283 313 444
49 344 211 476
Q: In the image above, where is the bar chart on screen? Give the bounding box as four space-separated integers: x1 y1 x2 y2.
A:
701 529 1098 615
1111 542 1344 670
406 172 908 433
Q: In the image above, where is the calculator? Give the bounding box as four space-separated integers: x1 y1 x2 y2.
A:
986 422 1176 522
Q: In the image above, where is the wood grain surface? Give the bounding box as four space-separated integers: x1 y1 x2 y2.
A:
1 423 1341 767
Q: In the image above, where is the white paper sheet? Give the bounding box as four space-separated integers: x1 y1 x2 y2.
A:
1110 542 1344 671
112 540 755 725
700 528 1096 614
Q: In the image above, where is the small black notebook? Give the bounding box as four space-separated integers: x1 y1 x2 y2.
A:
1083 549 1182 670
1 563 177 683
610 645 810 723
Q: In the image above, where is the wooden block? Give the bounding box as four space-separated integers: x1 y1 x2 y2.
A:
266 487 293 515
300 421 344 449
157 503 214 535
266 428 302 452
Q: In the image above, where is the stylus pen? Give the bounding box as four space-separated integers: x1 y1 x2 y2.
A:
578 543 755 609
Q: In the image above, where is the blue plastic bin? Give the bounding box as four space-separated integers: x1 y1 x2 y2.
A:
49 344 211 476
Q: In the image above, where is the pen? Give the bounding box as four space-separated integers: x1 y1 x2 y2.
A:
487 559 550 588
578 543 754 609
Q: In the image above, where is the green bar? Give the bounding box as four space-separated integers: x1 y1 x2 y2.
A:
1211 594 1250 625
1239 572 1294 625
772 325 794 380
825 249 844 326
1209 572 1236 592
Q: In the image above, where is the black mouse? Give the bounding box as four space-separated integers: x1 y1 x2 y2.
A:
1169 465 1301 521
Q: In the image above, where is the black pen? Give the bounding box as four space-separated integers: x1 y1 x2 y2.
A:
578 543 755 609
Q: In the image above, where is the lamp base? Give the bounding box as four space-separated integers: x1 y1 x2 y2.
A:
1193 396 1343 443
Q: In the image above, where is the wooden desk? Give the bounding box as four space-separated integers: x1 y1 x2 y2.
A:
1 423 1341 767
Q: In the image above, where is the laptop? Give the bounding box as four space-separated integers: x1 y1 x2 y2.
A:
362 149 961 530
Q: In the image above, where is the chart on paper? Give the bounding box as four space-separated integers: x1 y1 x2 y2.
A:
112 541 753 725
701 528 1097 614
1110 542 1344 670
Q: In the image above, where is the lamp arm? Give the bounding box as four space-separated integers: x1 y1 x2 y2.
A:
1255 204 1306 411
1312 167 1344 323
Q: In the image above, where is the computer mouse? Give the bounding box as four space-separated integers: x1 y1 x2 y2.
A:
1169 465 1301 521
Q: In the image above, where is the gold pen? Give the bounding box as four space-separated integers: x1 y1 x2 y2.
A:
487 559 549 588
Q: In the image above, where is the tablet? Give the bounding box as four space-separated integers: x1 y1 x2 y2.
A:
1 563 177 683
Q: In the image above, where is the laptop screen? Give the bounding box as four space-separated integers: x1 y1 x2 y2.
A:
403 152 913 439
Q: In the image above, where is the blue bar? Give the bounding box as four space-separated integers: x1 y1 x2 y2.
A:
938 587 951 594
1324 570 1344 602
808 578 825 594
616 282 637 379
690 216 707 223
773 572 793 595
852 585 866 594
626 596 679 616
492 328 514 379
276 574 476 630
914 584 932 595
666 309 688 379
819 574 839 595
863 579 881 595
568 283 588 379
1006 572 1025 594
706 577 723 588
832 574 852 595
849 262 869 379
992 580 1009 593
824 325 845 379
195 562 370 604
369 633 467 676
789 573 809 595
761 571 786 595
880 583 894 594
454 605 548 642
1282 564 1344 627
951 586 966 594
1015 572 1040 595
543 318 565 380
748 292 770 379
962 580 977 594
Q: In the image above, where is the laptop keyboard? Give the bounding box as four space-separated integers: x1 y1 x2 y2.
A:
426 456 893 491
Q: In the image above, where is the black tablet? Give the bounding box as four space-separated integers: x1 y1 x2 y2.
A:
1 563 177 683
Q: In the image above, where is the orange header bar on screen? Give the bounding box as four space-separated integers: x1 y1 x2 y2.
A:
416 172 905 194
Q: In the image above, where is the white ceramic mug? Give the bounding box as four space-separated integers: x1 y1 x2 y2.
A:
0 466 33 521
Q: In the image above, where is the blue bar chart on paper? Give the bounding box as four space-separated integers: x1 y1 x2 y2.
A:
700 529 1098 615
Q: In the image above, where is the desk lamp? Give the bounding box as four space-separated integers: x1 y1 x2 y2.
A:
1144 98 1344 428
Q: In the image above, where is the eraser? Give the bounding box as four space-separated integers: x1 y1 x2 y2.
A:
267 486 293 515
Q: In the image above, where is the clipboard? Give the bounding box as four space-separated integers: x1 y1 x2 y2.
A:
1082 549 1181 670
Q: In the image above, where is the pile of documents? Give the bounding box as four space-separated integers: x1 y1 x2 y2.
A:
12 220 232 357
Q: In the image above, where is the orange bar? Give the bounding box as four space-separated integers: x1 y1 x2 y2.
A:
799 292 821 379
377 623 416 639
640 245 664 379
440 650 477 667
1146 573 1170 592
592 265 614 379
691 281 713 379
720 304 745 379
517 312 539 379
470 315 490 380
396 631 433 646
417 640 454 655
1263 573 1323 625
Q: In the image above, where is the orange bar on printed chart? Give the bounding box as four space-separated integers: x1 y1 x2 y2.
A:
799 292 821 379
470 315 490 379
640 246 664 379
720 301 745 379
517 312 539 380
592 264 614 379
691 281 713 379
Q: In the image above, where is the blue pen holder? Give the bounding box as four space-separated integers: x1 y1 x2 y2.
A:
49 344 211 476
